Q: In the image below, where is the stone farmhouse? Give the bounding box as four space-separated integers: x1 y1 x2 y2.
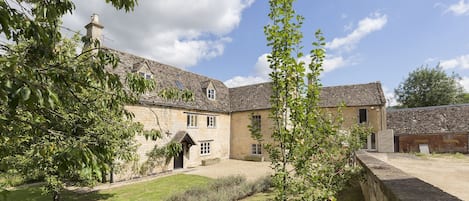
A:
85 15 389 181
229 82 389 161
388 104 469 153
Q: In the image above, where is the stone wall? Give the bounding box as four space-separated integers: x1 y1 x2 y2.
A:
322 105 387 150
114 105 231 181
356 151 461 201
230 109 273 160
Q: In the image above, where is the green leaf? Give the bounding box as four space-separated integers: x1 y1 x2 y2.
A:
20 86 31 101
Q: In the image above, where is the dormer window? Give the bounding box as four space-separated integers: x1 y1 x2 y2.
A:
207 89 216 100
138 72 152 80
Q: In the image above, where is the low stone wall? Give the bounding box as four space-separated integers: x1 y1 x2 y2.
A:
356 151 461 201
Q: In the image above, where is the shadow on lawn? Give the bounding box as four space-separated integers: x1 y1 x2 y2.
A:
1 187 114 201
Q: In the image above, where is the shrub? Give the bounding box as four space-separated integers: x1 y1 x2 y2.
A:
166 175 272 201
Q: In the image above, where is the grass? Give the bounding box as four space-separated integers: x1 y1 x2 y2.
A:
415 152 468 160
1 174 212 201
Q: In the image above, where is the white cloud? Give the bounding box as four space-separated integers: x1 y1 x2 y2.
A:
440 54 469 69
445 0 469 15
460 76 469 92
225 53 352 88
298 54 350 74
323 55 347 73
62 0 254 69
224 54 271 87
326 12 387 51
424 57 438 64
382 86 397 107
224 76 269 88
254 53 271 77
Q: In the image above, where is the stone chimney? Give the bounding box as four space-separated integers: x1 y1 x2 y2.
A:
84 14 104 48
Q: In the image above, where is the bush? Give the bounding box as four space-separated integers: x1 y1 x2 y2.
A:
166 175 272 201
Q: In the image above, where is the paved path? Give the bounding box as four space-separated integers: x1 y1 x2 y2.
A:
368 153 469 201
186 159 273 181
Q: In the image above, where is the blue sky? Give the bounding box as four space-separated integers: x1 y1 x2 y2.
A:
63 0 469 106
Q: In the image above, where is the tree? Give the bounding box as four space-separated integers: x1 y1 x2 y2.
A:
395 64 464 108
0 1 186 200
257 0 369 200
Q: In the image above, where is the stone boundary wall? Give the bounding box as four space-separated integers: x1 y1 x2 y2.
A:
356 151 461 201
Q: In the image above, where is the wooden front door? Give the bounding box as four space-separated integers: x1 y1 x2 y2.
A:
174 149 184 169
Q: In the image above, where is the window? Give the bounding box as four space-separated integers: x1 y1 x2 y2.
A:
251 144 262 155
175 80 184 89
187 114 197 128
252 115 261 131
359 109 367 123
145 74 152 80
370 133 376 150
138 72 152 80
207 89 216 100
207 116 216 128
200 141 211 155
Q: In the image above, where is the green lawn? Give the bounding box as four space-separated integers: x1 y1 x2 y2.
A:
1 174 212 201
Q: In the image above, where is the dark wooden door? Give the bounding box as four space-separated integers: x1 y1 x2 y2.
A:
394 136 400 152
174 150 184 169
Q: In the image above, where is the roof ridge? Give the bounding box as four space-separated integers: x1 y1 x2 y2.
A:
387 103 469 112
228 81 272 89
106 47 226 85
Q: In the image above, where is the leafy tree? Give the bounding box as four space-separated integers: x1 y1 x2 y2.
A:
257 0 369 200
395 64 464 108
0 1 187 200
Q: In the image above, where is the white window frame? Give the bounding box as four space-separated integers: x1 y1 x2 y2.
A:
138 72 152 80
200 141 211 155
207 89 216 100
251 144 262 155
207 116 216 128
187 114 198 128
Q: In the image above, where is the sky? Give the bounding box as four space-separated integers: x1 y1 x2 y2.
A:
62 0 469 106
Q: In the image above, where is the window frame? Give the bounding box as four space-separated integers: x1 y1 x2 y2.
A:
187 114 198 128
251 115 261 131
207 88 216 100
358 109 367 124
138 72 152 80
251 144 262 155
207 116 216 128
200 141 211 155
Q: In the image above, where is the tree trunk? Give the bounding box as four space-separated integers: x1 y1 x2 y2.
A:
52 190 60 201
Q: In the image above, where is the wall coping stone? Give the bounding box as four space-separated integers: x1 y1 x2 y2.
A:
356 151 461 201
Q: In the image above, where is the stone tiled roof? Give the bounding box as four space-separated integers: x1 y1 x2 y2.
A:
229 82 273 112
319 82 386 108
229 82 385 112
387 104 469 135
109 49 231 113
107 49 385 113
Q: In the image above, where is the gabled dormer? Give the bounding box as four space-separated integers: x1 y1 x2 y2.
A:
201 80 216 100
132 61 153 80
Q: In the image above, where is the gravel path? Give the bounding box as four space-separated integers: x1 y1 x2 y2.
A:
186 159 273 181
368 152 469 201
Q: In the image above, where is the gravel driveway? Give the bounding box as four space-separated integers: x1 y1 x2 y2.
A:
369 152 469 200
185 159 273 181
